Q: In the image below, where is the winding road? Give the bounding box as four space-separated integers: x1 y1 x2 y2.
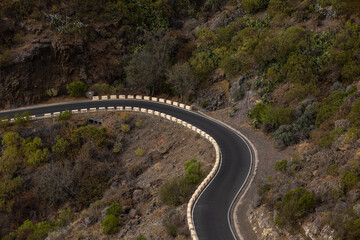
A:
0 99 253 240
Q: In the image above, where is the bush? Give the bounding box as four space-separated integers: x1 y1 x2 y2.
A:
273 124 295 148
248 103 292 130
15 219 56 240
319 127 344 148
135 147 144 156
201 100 209 108
14 111 31 127
327 164 339 176
0 116 9 130
113 138 123 153
52 136 70 157
28 221 56 240
106 203 122 217
90 83 116 95
159 177 192 206
274 159 287 173
347 98 360 127
184 158 204 185
67 81 88 97
242 0 269 13
57 208 73 226
163 210 186 238
275 187 316 228
137 236 147 240
46 88 59 97
160 158 204 206
341 171 358 193
315 90 347 127
121 124 130 133
102 214 119 235
135 120 144 128
167 62 198 100
58 110 72 121
0 177 23 212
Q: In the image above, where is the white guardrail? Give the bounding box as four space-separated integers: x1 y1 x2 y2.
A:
3 95 219 240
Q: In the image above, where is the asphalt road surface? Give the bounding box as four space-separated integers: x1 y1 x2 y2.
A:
0 99 252 240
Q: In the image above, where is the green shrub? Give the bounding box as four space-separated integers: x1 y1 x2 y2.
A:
273 125 295 148
24 137 50 166
327 164 339 176
137 236 147 240
319 127 344 148
201 100 209 108
67 81 88 97
0 177 23 212
70 126 107 147
121 113 130 122
315 91 347 127
58 110 72 121
17 219 35 236
46 88 59 97
190 51 217 78
275 187 316 228
184 158 204 185
135 147 144 156
15 219 56 240
106 203 122 217
121 124 130 133
57 208 73 226
0 132 25 176
52 136 70 157
0 116 9 130
249 103 293 130
341 171 358 193
274 159 288 173
242 0 270 13
166 224 178 237
334 215 360 240
347 98 360 127
90 83 116 95
14 111 31 127
135 120 144 128
344 127 360 143
160 158 204 206
28 221 56 240
102 214 119 235
159 177 192 206
113 139 123 153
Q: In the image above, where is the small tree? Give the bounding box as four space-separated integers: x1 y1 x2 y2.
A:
14 111 31 127
0 116 9 130
184 158 204 185
167 63 198 101
274 159 288 173
106 203 123 217
52 136 70 157
67 81 88 97
58 110 72 121
275 187 316 228
102 215 119 235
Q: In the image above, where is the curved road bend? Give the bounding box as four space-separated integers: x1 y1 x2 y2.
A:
0 100 252 240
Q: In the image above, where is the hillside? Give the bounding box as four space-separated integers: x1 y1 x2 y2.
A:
1 0 360 239
0 112 213 239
